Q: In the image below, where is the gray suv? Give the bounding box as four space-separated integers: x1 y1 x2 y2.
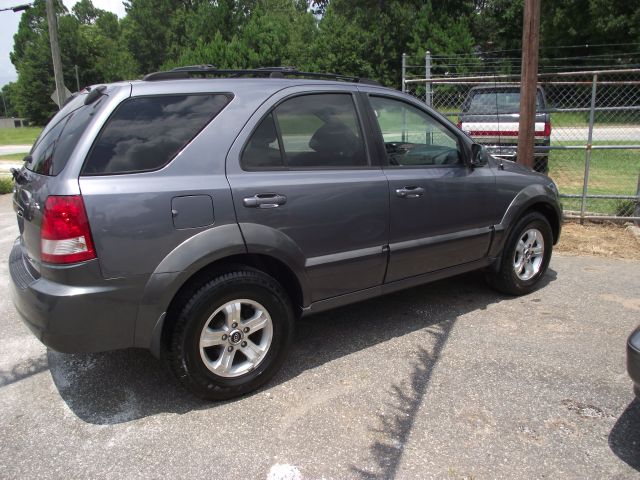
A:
9 67 562 400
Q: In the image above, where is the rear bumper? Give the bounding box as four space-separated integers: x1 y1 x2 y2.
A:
9 239 145 353
479 140 550 159
627 327 640 395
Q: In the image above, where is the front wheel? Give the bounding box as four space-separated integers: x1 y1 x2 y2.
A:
486 212 553 296
165 269 294 400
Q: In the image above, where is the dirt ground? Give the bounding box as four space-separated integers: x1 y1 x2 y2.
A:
556 221 640 260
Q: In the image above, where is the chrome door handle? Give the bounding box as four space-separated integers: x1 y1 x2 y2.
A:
243 193 287 209
395 186 425 199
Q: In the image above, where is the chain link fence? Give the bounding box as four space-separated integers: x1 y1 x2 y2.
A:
402 53 640 222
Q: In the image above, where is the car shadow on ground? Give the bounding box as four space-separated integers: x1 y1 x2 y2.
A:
0 354 49 388
47 269 557 425
609 398 640 471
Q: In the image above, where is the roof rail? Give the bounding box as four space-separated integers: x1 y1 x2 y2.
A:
143 66 381 85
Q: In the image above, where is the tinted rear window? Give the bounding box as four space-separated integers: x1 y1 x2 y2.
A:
26 95 106 176
82 94 231 175
467 90 543 114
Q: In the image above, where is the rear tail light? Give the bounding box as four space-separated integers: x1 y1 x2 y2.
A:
457 121 462 129
544 121 552 137
41 195 96 264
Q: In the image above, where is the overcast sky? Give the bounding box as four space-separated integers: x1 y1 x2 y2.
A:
0 0 127 88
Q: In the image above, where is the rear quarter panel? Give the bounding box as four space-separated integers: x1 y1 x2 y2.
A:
78 81 280 279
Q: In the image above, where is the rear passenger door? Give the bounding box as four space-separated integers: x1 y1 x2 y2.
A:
226 88 389 303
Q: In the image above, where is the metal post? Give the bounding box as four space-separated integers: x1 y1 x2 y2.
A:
580 73 598 224
46 0 66 109
75 65 80 92
401 53 407 93
425 51 432 107
634 174 640 227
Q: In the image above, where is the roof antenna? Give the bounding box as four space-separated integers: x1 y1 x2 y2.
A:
492 60 502 158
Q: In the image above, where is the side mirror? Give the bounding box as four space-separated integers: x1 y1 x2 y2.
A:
470 144 488 167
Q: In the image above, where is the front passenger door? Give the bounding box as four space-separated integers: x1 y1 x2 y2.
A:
366 94 497 282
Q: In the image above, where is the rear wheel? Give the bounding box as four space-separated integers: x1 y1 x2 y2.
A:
165 269 294 400
486 212 553 295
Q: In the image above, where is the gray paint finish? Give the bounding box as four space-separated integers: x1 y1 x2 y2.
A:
229 170 389 302
171 195 214 230
9 77 562 356
383 165 497 281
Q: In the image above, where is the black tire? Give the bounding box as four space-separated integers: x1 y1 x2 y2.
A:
165 268 294 400
486 212 553 296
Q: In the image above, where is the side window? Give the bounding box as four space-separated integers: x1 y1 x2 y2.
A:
241 113 284 169
82 94 231 175
276 94 366 167
26 96 107 176
241 93 368 170
370 96 462 167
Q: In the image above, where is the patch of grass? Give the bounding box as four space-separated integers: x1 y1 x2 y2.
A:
551 111 586 127
0 153 28 161
0 177 14 195
548 146 640 215
552 110 640 127
0 127 42 146
614 199 638 217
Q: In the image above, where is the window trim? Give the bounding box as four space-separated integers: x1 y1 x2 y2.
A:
271 110 288 167
365 93 469 169
240 91 375 172
80 92 234 177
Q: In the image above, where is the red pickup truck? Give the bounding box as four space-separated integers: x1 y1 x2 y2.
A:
457 85 551 173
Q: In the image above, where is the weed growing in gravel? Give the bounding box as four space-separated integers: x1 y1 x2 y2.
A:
0 177 14 195
615 199 638 217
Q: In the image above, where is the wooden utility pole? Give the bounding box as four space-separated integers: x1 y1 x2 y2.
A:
517 0 541 169
46 0 66 109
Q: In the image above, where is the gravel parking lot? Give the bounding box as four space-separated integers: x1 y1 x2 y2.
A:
0 193 638 479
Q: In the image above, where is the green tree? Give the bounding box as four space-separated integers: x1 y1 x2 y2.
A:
71 6 139 85
1 83 20 118
122 0 186 73
10 0 139 123
72 0 102 24
313 0 476 87
163 0 317 71
474 0 640 69
407 1 477 72
10 0 62 124
310 9 375 79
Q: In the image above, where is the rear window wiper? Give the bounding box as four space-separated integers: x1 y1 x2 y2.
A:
10 166 28 185
11 156 31 184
